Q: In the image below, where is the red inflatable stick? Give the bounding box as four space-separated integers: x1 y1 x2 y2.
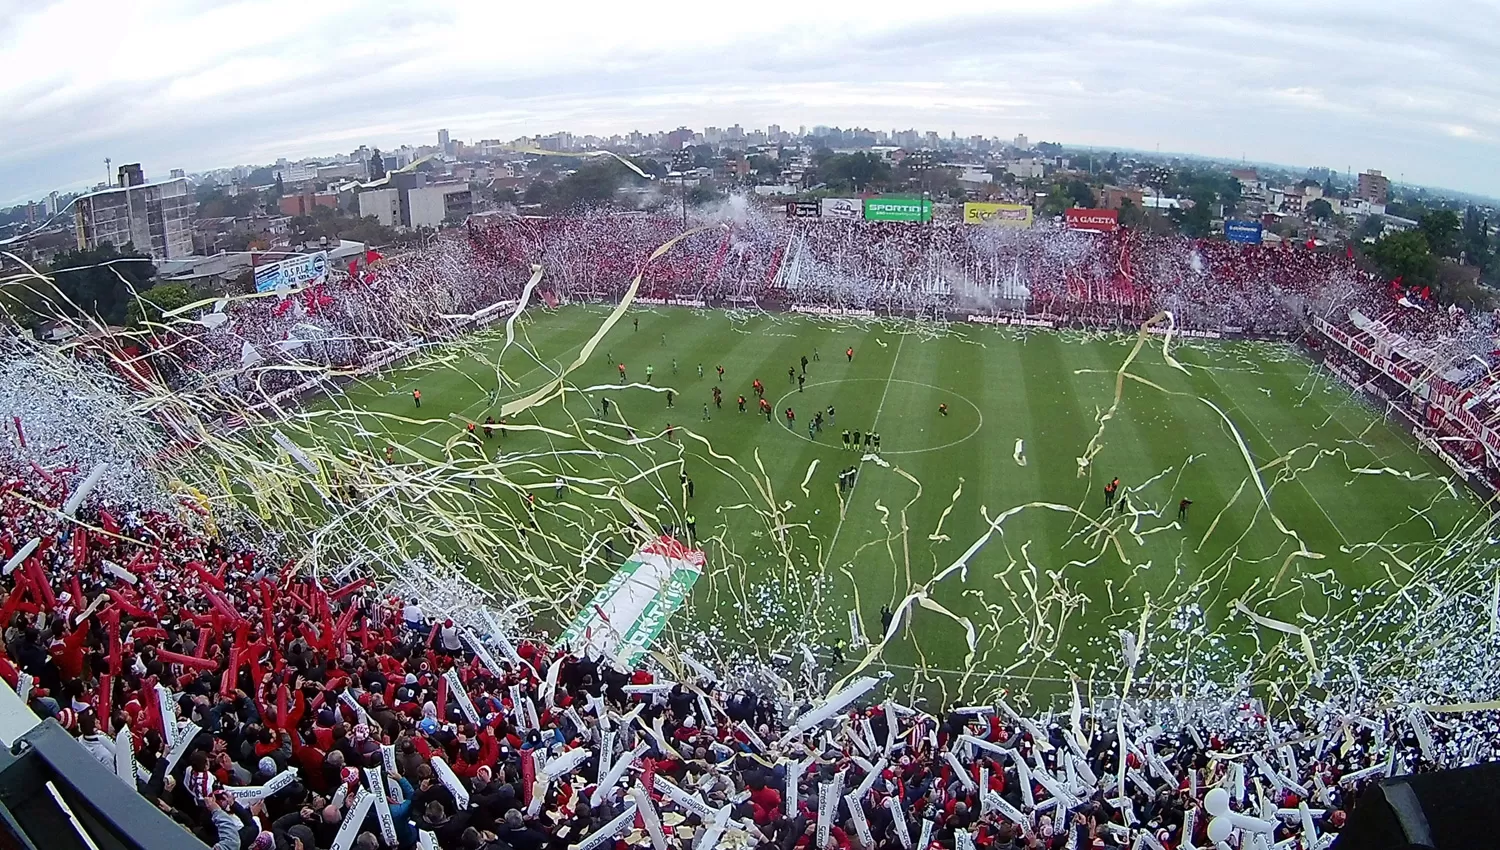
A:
154 649 219 671
329 577 371 602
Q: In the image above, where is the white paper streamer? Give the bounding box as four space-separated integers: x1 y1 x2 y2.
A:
917 818 934 850
483 610 531 672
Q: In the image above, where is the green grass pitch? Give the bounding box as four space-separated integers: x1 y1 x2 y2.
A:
301 304 1475 705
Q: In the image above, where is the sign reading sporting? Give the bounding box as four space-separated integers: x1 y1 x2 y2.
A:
785 200 820 219
254 251 329 293
962 202 1033 228
864 197 933 223
1064 208 1119 233
1224 219 1264 244
559 536 705 667
820 198 863 220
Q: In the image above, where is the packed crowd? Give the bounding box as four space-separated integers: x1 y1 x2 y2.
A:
458 211 1379 333
146 206 1419 409
18 204 1500 849
5 455 1500 850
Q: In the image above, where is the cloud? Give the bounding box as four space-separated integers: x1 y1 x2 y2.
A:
1 0 1498 201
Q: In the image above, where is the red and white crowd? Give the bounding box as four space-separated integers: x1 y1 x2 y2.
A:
9 206 1500 850
6 453 1500 850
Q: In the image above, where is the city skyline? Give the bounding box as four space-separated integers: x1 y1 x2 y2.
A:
1 1 1497 202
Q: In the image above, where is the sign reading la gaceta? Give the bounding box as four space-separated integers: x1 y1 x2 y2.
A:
1064 208 1119 232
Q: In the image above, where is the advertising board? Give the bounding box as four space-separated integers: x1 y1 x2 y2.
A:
864 197 933 223
785 200 820 219
1224 219 1264 244
962 202 1033 228
1064 208 1118 233
254 251 329 293
820 198 863 220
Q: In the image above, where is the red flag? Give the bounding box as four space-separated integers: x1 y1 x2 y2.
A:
1421 286 1431 301
365 249 383 264
348 261 359 277
1345 244 1354 260
1305 238 1316 250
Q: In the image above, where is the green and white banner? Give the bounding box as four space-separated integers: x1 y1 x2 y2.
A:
560 536 705 667
863 197 933 222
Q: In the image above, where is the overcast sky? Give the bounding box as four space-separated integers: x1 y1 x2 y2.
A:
2 0 1498 203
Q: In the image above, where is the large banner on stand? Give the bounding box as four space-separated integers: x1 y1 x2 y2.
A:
559 536 705 666
820 198 864 220
962 202 1033 228
255 251 329 293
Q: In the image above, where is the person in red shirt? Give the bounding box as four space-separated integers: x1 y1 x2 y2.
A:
747 776 782 824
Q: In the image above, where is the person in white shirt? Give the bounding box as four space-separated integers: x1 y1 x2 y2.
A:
439 619 463 656
76 712 116 770
402 598 424 632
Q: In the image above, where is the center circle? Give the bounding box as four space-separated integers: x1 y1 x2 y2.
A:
770 378 984 455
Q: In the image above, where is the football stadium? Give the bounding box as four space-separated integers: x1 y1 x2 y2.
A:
4 204 1500 849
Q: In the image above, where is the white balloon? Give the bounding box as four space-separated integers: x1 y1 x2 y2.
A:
1207 816 1232 844
1204 787 1231 817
